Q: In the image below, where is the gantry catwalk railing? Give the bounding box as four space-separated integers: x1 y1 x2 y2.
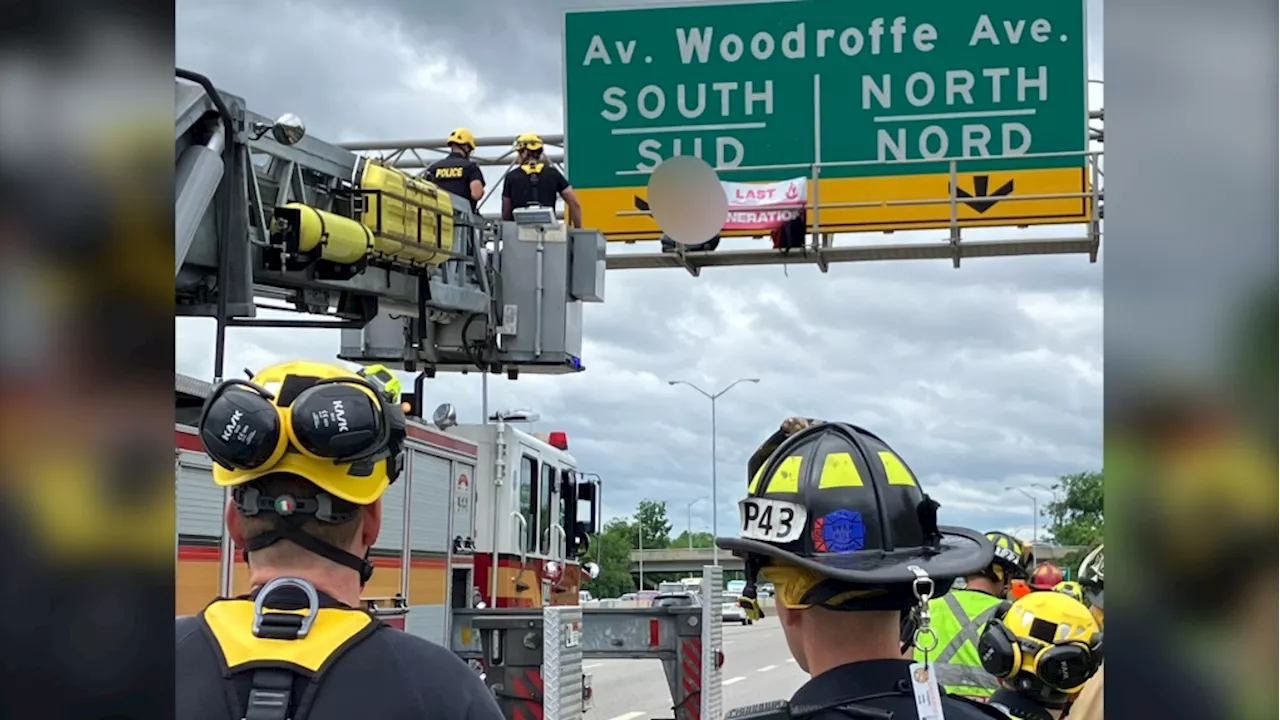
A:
338 135 1103 276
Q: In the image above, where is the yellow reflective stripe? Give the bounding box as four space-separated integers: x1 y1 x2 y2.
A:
878 451 917 486
817 452 864 488
748 465 765 494
765 456 804 493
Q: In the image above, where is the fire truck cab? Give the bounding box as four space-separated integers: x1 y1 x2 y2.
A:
442 407 602 611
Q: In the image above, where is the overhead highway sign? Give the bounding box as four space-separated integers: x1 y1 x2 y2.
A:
563 0 1092 242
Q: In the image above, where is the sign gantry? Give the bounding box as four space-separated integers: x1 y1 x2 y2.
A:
558 0 1102 273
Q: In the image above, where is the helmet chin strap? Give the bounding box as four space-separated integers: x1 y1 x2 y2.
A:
243 519 375 586
235 485 376 587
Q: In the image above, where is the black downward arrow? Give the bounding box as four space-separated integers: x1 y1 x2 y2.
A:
634 196 650 212
950 175 1014 214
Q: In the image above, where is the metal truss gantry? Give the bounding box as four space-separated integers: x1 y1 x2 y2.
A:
341 122 1104 277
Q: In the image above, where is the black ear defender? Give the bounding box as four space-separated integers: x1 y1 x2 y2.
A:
977 600 1103 693
198 380 288 472
977 608 1021 678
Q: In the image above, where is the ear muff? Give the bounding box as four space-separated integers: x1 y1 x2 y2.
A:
978 617 1021 678
1034 641 1095 692
198 380 289 472
991 599 1013 620
286 379 386 462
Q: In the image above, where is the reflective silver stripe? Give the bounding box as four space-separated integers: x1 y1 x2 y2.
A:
934 593 998 665
933 663 999 692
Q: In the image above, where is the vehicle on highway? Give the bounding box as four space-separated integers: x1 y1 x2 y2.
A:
620 592 637 601
653 591 701 608
722 598 753 625
636 590 659 607
725 579 747 596
758 582 775 597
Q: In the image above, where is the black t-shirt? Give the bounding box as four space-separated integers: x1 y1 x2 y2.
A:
502 162 569 212
427 153 484 214
787 659 1009 720
176 587 503 720
989 689 1055 720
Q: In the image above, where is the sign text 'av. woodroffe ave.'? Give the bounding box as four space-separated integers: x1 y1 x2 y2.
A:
563 0 1093 241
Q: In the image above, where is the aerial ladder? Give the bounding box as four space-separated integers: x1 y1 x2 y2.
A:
174 69 724 720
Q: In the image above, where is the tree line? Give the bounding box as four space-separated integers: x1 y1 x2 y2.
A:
582 471 1103 598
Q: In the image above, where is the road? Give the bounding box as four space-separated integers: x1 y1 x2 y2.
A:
584 616 808 720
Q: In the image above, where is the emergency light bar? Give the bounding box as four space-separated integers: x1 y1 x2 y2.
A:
533 431 569 450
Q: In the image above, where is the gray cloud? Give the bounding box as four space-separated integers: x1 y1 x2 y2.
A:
176 0 1103 542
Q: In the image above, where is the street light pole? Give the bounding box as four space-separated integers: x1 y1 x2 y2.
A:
1007 487 1039 544
638 523 644 590
668 378 761 566
686 496 708 548
1031 483 1058 543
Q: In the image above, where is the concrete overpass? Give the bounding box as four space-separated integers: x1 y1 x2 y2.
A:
629 545 1087 576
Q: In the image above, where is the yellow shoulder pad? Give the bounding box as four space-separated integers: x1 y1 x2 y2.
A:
202 599 377 674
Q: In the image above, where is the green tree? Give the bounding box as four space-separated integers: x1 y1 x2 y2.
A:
1044 471 1104 548
670 530 715 549
635 499 672 550
583 518 638 599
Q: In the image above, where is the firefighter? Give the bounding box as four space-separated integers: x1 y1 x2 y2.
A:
175 360 503 720
1028 562 1065 592
1052 580 1085 604
979 591 1103 720
1064 547 1104 720
501 132 583 228
427 128 485 214
717 418 1008 720
912 530 1030 701
1077 544 1104 629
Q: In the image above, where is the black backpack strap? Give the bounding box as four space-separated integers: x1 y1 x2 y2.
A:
244 667 296 720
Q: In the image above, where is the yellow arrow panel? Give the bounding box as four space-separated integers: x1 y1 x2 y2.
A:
576 167 1092 242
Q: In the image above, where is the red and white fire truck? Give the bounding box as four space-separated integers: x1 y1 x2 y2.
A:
175 374 601 646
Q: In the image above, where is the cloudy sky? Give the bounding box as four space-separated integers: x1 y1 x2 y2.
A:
176 0 1104 544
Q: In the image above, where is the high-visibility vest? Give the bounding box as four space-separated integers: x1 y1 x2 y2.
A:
913 589 1003 700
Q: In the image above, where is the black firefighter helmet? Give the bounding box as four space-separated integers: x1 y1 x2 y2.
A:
717 419 993 615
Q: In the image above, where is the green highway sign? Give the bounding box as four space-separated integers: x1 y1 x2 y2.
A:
563 0 1091 239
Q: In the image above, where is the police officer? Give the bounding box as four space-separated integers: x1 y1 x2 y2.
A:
913 530 1029 701
978 591 1103 720
718 418 1008 720
176 360 503 720
501 132 583 228
427 128 485 214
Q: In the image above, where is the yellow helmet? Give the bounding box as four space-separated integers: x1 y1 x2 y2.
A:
514 132 544 152
979 591 1102 702
1053 580 1085 603
199 360 406 506
447 127 476 150
984 530 1031 583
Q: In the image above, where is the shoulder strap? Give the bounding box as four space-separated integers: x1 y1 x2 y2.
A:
244 668 295 720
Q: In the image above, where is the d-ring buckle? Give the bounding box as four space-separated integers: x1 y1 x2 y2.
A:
253 576 320 639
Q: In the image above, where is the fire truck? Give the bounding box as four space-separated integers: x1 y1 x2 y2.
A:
175 70 724 719
175 373 602 646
